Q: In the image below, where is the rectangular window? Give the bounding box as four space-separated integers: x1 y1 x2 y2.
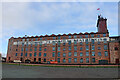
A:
74 40 77 45
63 43 66 46
98 52 101 56
86 45 89 50
58 36 61 39
68 52 72 57
92 58 95 63
92 45 95 50
35 38 38 41
44 53 46 57
103 34 106 37
74 35 77 38
63 53 66 57
58 52 60 57
86 58 89 63
57 58 60 63
58 47 60 51
34 47 37 51
53 47 55 51
63 47 66 51
69 46 71 51
53 37 56 40
91 39 94 44
98 47 101 50
97 35 100 38
34 52 36 57
44 58 46 62
58 41 61 45
86 52 89 56
80 36 82 38
30 48 32 51
80 47 82 51
15 53 17 56
105 51 108 56
85 39 88 44
52 52 55 57
80 42 83 45
21 53 23 56
74 58 77 63
85 35 88 38
39 47 42 51
92 52 95 56
40 37 42 40
35 42 37 46
44 48 47 51
69 35 71 39
98 41 100 45
74 46 77 51
68 40 71 45
80 58 83 63
52 41 55 45
74 52 77 56
68 58 71 63
21 48 23 51
25 53 27 57
29 53 32 57
103 38 107 43
39 52 41 56
63 58 66 63
91 34 94 38
104 45 107 50
80 52 83 56
25 48 28 51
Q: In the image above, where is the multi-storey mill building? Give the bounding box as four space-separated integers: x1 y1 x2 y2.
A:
6 15 120 64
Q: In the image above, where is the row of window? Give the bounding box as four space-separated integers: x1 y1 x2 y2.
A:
15 51 108 57
20 45 108 51
19 34 106 42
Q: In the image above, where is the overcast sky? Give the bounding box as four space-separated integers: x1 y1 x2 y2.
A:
1 2 118 57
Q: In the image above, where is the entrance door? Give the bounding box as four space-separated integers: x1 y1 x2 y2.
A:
116 59 119 64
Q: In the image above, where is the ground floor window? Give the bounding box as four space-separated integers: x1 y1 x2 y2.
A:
80 58 83 63
34 58 36 62
68 58 71 63
44 58 46 62
92 58 95 63
74 58 77 63
86 58 89 63
57 58 60 63
63 58 66 63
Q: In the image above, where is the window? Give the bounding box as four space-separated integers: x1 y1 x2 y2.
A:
74 40 77 45
115 47 118 50
74 58 77 63
103 38 107 43
58 47 60 51
85 39 89 44
53 47 55 51
80 36 82 38
35 38 38 41
86 58 89 63
74 35 77 38
34 47 37 51
97 35 100 38
98 47 101 50
86 45 89 50
52 52 55 57
91 39 94 44
26 42 28 47
68 58 71 63
58 41 61 45
29 53 32 57
92 45 95 50
105 51 108 56
38 58 41 62
98 41 100 45
39 47 42 51
104 45 107 50
39 52 41 56
21 53 23 56
80 42 83 45
25 53 27 57
68 52 72 57
91 34 94 38
15 53 17 56
92 52 95 56
68 35 71 39
74 52 77 56
80 52 83 56
21 48 23 51
30 48 32 51
53 37 56 40
63 58 66 63
103 34 106 37
80 58 83 63
16 49 18 51
92 58 95 63
69 46 71 51
25 48 28 51
44 58 46 62
63 37 66 39
63 47 66 51
34 52 36 57
44 53 46 57
52 41 55 45
98 52 101 56
35 42 37 46
63 43 66 46
44 48 47 51
58 36 61 39
63 53 66 57
85 35 88 38
57 58 60 63
74 46 77 51
68 40 71 45
34 58 36 62
80 47 82 51
40 37 42 40
86 52 89 56
58 52 60 57
22 43 24 47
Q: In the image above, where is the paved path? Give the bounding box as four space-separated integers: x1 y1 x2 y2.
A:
2 64 119 78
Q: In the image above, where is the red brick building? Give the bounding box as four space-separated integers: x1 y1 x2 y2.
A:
6 15 120 64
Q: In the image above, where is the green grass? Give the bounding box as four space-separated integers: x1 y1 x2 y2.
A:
2 63 119 68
